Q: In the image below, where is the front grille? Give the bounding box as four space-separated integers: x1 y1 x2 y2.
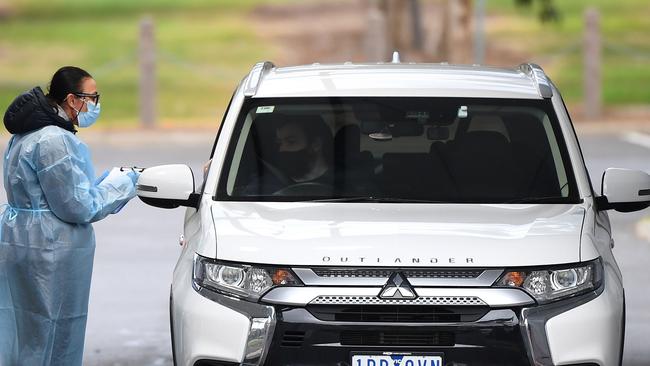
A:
265 308 531 366
312 268 483 279
310 295 486 306
281 331 306 347
307 304 489 323
340 330 456 346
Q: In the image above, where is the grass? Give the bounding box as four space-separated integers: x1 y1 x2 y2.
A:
0 0 648 128
0 0 283 128
486 0 650 107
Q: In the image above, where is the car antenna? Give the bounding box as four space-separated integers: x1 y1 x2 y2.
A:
391 51 401 63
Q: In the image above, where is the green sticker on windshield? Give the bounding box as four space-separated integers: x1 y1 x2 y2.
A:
458 106 468 118
257 106 275 114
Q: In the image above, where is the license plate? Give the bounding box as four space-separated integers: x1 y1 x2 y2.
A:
351 353 443 366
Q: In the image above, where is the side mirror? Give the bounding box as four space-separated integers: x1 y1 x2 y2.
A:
597 168 650 212
137 164 200 209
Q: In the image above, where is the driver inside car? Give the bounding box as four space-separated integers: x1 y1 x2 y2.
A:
275 116 332 183
242 114 334 196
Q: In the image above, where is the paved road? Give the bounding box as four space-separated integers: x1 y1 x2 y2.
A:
579 131 650 366
0 129 649 365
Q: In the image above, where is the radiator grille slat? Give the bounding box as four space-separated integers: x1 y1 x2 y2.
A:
280 331 306 347
307 304 489 323
340 330 455 346
310 295 486 306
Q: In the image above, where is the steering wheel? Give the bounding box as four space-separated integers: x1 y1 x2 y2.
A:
272 182 334 196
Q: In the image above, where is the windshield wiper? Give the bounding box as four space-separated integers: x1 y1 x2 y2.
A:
502 196 568 204
306 196 451 203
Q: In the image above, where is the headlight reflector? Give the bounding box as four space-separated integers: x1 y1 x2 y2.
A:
216 266 245 287
550 268 580 289
194 255 302 301
495 259 602 304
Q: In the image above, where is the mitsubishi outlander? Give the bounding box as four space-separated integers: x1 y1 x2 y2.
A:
137 57 650 366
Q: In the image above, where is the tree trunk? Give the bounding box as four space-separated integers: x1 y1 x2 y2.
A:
385 0 410 52
364 0 389 61
440 0 473 63
409 0 424 51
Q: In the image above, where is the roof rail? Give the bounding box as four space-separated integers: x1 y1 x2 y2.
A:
518 63 553 99
243 61 275 97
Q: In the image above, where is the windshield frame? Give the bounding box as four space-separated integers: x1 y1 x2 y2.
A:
214 96 582 204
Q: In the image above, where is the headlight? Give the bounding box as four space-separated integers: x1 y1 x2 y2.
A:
495 258 603 304
193 255 303 301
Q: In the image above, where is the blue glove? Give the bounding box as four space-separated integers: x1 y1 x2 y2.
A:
111 171 140 214
126 170 140 185
94 170 110 185
112 170 141 214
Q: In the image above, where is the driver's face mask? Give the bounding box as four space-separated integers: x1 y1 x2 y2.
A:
277 147 313 178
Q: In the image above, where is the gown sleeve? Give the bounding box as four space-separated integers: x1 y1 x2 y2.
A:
33 130 136 224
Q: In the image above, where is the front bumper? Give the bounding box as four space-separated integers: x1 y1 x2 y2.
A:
178 280 621 366
265 307 528 366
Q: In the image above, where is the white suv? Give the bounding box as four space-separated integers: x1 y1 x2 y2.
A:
137 59 650 366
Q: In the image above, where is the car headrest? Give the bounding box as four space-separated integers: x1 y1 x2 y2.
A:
467 114 510 141
335 124 362 156
457 130 510 149
427 126 450 140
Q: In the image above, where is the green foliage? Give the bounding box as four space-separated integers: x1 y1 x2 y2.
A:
9 0 265 19
487 0 650 106
514 0 559 22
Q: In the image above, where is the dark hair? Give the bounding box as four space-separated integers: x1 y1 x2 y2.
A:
278 114 333 143
277 114 334 161
46 66 92 105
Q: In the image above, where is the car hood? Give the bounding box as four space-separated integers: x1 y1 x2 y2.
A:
210 202 585 267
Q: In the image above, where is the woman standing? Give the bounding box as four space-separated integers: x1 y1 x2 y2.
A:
0 66 139 365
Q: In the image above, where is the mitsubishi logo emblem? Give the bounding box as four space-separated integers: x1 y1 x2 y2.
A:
379 272 417 300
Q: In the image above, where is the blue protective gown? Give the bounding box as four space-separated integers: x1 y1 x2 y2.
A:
0 114 137 363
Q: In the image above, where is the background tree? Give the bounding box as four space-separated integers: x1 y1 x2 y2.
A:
515 0 559 22
444 0 559 62
371 0 559 63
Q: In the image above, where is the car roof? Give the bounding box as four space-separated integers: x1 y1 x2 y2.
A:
250 62 552 100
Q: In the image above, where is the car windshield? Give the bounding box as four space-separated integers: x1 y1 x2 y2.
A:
216 97 581 203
